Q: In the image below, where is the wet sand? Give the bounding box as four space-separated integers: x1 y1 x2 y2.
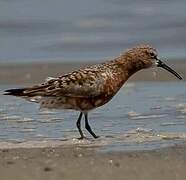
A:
0 59 185 84
0 144 185 180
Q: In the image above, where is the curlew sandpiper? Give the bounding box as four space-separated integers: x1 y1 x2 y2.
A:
4 45 182 139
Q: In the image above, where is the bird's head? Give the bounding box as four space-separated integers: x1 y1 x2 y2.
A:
124 45 182 80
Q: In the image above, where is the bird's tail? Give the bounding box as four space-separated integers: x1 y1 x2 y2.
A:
4 76 58 97
4 82 50 97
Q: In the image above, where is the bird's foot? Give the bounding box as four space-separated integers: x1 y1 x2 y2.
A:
93 135 100 139
77 136 100 140
77 136 87 140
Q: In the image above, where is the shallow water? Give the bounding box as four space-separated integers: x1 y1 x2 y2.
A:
1 0 186 63
0 81 186 151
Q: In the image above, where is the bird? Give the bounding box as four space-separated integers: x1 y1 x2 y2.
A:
4 44 182 139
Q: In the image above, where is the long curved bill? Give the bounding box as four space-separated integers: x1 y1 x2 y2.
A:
156 59 182 80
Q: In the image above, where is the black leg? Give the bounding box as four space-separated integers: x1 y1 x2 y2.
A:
76 112 84 139
84 113 99 139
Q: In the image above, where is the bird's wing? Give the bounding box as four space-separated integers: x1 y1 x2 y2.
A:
19 65 111 98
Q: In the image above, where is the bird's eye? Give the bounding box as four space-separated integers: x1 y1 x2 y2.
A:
150 52 155 57
149 52 157 59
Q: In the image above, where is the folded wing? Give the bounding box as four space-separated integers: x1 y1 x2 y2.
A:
4 66 109 99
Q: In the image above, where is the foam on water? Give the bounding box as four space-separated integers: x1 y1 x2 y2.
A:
0 131 185 150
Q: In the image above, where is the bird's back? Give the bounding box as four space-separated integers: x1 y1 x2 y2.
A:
5 60 127 111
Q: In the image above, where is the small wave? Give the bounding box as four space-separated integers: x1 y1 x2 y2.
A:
128 111 167 120
38 118 62 123
164 97 176 101
156 133 186 140
135 127 154 133
150 106 161 110
3 116 34 122
2 115 21 120
16 117 34 123
19 128 35 133
39 110 56 115
160 122 186 126
180 108 186 114
173 103 186 109
128 111 140 117
177 115 186 119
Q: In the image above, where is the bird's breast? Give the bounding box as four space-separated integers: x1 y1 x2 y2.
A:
102 69 126 96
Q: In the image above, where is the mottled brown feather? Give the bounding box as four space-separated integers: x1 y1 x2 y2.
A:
5 44 157 111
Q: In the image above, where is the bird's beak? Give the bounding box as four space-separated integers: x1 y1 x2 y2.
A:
156 59 182 80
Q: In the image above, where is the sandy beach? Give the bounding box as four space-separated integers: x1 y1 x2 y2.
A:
0 144 185 180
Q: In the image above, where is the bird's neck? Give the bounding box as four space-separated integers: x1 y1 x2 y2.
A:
114 54 144 79
101 55 145 99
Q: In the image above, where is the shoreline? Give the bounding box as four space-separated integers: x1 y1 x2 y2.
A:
0 59 185 84
0 143 186 180
0 60 186 179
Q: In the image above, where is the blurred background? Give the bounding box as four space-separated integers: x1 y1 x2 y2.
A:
1 0 186 64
